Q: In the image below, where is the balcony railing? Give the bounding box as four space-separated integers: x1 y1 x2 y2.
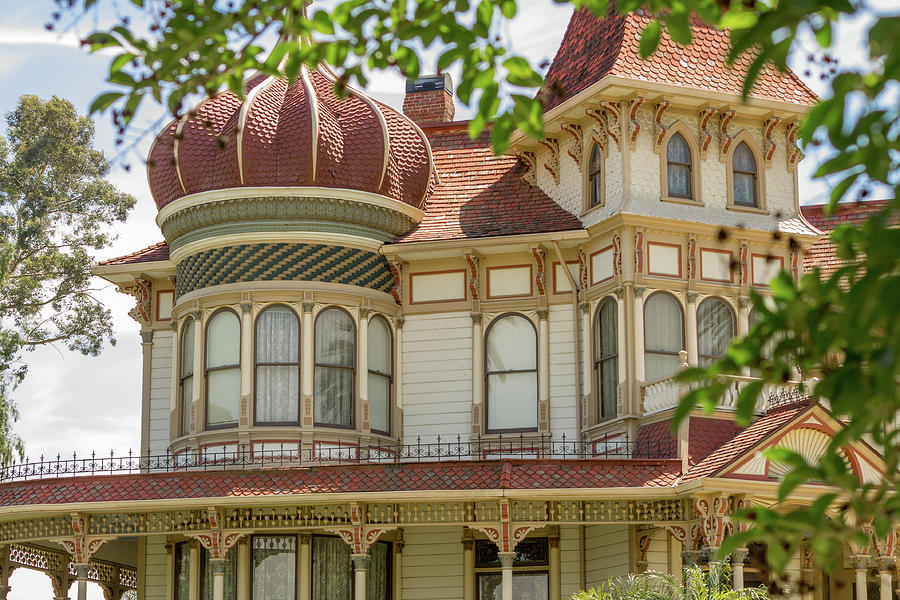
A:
0 432 677 483
641 373 810 415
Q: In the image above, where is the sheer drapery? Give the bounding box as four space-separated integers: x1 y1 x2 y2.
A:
312 537 351 600
252 536 296 600
589 144 603 207
180 319 195 436
644 293 684 382
733 142 758 206
201 548 238 600
255 306 300 424
666 132 692 198
315 308 355 427
477 573 549 600
367 317 392 434
594 298 618 419
366 542 390 600
698 298 735 365
174 542 190 600
206 310 241 427
486 315 538 431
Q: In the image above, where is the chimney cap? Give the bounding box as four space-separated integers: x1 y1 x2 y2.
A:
406 73 453 94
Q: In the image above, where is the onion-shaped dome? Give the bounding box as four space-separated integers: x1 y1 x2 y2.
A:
147 66 434 210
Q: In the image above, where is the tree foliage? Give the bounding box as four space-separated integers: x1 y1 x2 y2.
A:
60 0 899 576
0 96 135 463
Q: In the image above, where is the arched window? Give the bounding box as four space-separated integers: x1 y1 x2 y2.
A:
367 316 392 435
732 142 758 206
666 132 693 198
697 297 735 366
255 306 300 425
644 293 684 382
179 318 195 436
485 314 537 432
315 308 355 428
205 310 241 429
589 144 603 208
594 298 618 420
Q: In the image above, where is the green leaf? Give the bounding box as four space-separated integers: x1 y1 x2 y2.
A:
665 12 692 46
88 92 123 114
310 10 335 35
109 53 136 75
639 20 662 59
503 56 542 87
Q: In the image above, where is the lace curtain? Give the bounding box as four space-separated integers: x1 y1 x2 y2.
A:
256 307 300 424
315 309 355 427
644 293 684 382
486 315 537 431
698 299 735 365
252 536 296 600
594 299 618 419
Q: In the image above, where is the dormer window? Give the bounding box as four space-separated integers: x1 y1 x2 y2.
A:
589 144 603 208
732 142 758 207
666 133 693 198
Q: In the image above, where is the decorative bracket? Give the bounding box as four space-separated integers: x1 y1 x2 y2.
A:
51 514 114 567
586 109 609 157
182 508 246 560
612 234 622 277
763 117 781 164
627 97 645 150
634 230 644 275
739 243 749 285
466 500 541 554
698 107 717 159
531 247 546 296
539 137 560 184
718 109 736 162
121 278 152 324
687 236 697 280
465 252 480 300
653 100 671 153
786 122 804 172
324 504 397 555
387 259 404 305
693 495 730 551
560 123 584 169
515 151 537 186
598 101 621 147
578 250 588 290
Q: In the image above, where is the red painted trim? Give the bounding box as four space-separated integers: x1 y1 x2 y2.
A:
155 289 175 322
551 261 579 295
750 253 784 287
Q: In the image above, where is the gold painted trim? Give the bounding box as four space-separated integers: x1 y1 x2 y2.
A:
236 76 276 185
169 230 384 264
300 65 319 180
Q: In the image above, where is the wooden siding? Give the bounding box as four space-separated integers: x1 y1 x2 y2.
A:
145 535 168 600
149 330 174 456
549 305 578 439
402 527 464 600
584 525 630 589
560 525 583 598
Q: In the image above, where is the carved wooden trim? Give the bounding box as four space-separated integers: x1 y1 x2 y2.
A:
628 97 645 150
763 117 781 164
539 138 560 184
634 231 644 274
560 122 584 169
612 234 622 277
516 151 537 186
586 109 608 157
531 247 546 296
465 253 480 301
719 110 736 162
599 101 621 147
786 122 803 172
698 107 717 159
387 259 404 305
653 101 671 153
121 278 152 324
688 236 697 280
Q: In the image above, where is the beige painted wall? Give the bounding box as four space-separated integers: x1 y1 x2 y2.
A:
145 535 168 600
560 525 583 598
584 524 630 589
549 305 578 440
149 330 174 456
402 527 465 600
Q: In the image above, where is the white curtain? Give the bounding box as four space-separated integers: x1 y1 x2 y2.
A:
644 293 684 382
206 310 241 427
594 299 618 419
180 319 195 435
698 298 735 365
367 317 392 434
256 307 300 424
667 133 692 197
733 142 758 206
486 315 537 431
315 309 355 427
174 542 190 600
312 537 351 600
252 536 296 600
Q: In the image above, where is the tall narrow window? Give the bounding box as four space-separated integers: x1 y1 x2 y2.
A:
179 319 195 436
174 542 190 600
367 316 392 435
594 298 618 420
666 132 692 198
644 293 684 382
252 536 297 600
485 314 538 432
315 308 355 428
206 310 241 429
255 306 300 425
733 142 758 206
697 297 735 366
589 144 603 208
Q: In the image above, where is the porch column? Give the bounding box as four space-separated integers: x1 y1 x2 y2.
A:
210 559 227 600
471 313 484 432
731 548 748 589
685 294 698 366
394 539 404 600
74 564 89 600
237 539 250 600
351 554 368 600
463 535 475 600
856 557 869 600
879 558 895 600
499 552 516 600
633 288 645 383
298 535 311 600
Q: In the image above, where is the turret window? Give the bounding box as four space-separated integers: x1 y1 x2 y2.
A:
732 142 758 206
179 318 195 436
697 297 735 365
205 309 241 429
315 307 356 428
255 306 301 425
367 316 393 435
589 144 603 208
666 132 693 198
485 314 538 433
594 298 618 420
644 293 684 382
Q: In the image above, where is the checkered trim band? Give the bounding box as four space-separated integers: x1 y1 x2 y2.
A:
176 243 393 297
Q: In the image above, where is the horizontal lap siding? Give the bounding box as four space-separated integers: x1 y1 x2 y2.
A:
149 331 173 456
549 305 577 440
560 525 582 598
402 313 472 444
645 529 669 573
402 527 464 600
145 535 168 600
584 524 629 589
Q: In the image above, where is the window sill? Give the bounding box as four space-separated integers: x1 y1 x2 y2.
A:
660 196 703 207
727 204 769 215
579 203 606 219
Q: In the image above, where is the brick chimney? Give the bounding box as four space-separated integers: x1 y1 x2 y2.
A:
402 74 455 125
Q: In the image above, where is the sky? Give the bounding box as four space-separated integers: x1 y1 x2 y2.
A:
0 1 892 598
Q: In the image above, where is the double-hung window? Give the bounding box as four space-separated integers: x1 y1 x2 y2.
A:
485 314 538 432
205 310 241 428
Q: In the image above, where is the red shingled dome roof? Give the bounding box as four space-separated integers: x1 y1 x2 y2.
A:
148 66 434 210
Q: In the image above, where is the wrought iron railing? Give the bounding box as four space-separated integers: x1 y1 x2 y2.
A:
0 432 677 483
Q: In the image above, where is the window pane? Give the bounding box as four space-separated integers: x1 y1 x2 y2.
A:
368 372 390 434
366 542 390 600
174 543 190 600
313 537 351 600
645 352 682 383
252 536 296 600
208 368 240 426
594 300 617 360
181 375 192 435
590 144 602 171
486 316 536 372
487 371 537 430
201 549 238 600
207 311 240 368
599 356 618 418
257 307 299 364
256 365 299 424
698 298 735 364
591 172 603 207
667 133 690 163
181 319 195 376
315 366 353 426
734 142 756 172
367 317 392 375
668 163 691 197
316 309 354 366
644 294 683 353
734 172 756 206
478 573 549 600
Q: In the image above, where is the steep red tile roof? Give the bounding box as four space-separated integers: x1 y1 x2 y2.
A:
540 8 818 111
0 459 681 507
688 417 744 466
801 200 894 276
680 401 813 482
636 419 677 458
98 241 170 266
398 123 583 242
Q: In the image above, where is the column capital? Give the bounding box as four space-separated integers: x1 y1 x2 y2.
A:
140 329 154 344
498 552 517 569
878 556 896 572
856 556 870 571
732 548 749 563
351 554 370 571
210 558 228 574
302 301 315 313
686 292 699 304
470 312 483 325
73 563 91 580
633 286 646 298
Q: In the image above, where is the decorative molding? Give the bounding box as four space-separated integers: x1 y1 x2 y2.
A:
324 504 397 555
599 101 621 147
121 278 152 324
387 259 404 305
653 101 671 153
465 253 480 301
182 508 246 560
586 109 609 157
628 97 645 150
739 243 749 285
718 110 736 162
687 237 697 280
50 515 114 566
612 235 622 276
539 138 561 184
634 231 644 274
515 151 537 186
786 122 804 172
578 250 589 290
693 495 730 550
698 107 717 159
763 117 781 164
560 123 584 168
791 250 800 280
531 247 546 296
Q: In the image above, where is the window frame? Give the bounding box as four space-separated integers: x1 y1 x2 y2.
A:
696 296 736 365
582 142 605 214
250 534 298 600
253 304 302 427
204 307 242 431
173 541 191 600
313 306 357 430
726 135 767 212
643 291 685 383
367 314 393 437
474 538 550 600
483 312 539 434
179 317 196 437
660 125 701 204
593 297 619 421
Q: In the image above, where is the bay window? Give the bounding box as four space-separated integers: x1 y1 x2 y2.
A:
697 297 735 365
205 309 241 428
179 318 195 436
367 316 392 435
485 314 538 433
315 307 355 428
594 297 618 420
255 305 301 425
644 292 684 382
